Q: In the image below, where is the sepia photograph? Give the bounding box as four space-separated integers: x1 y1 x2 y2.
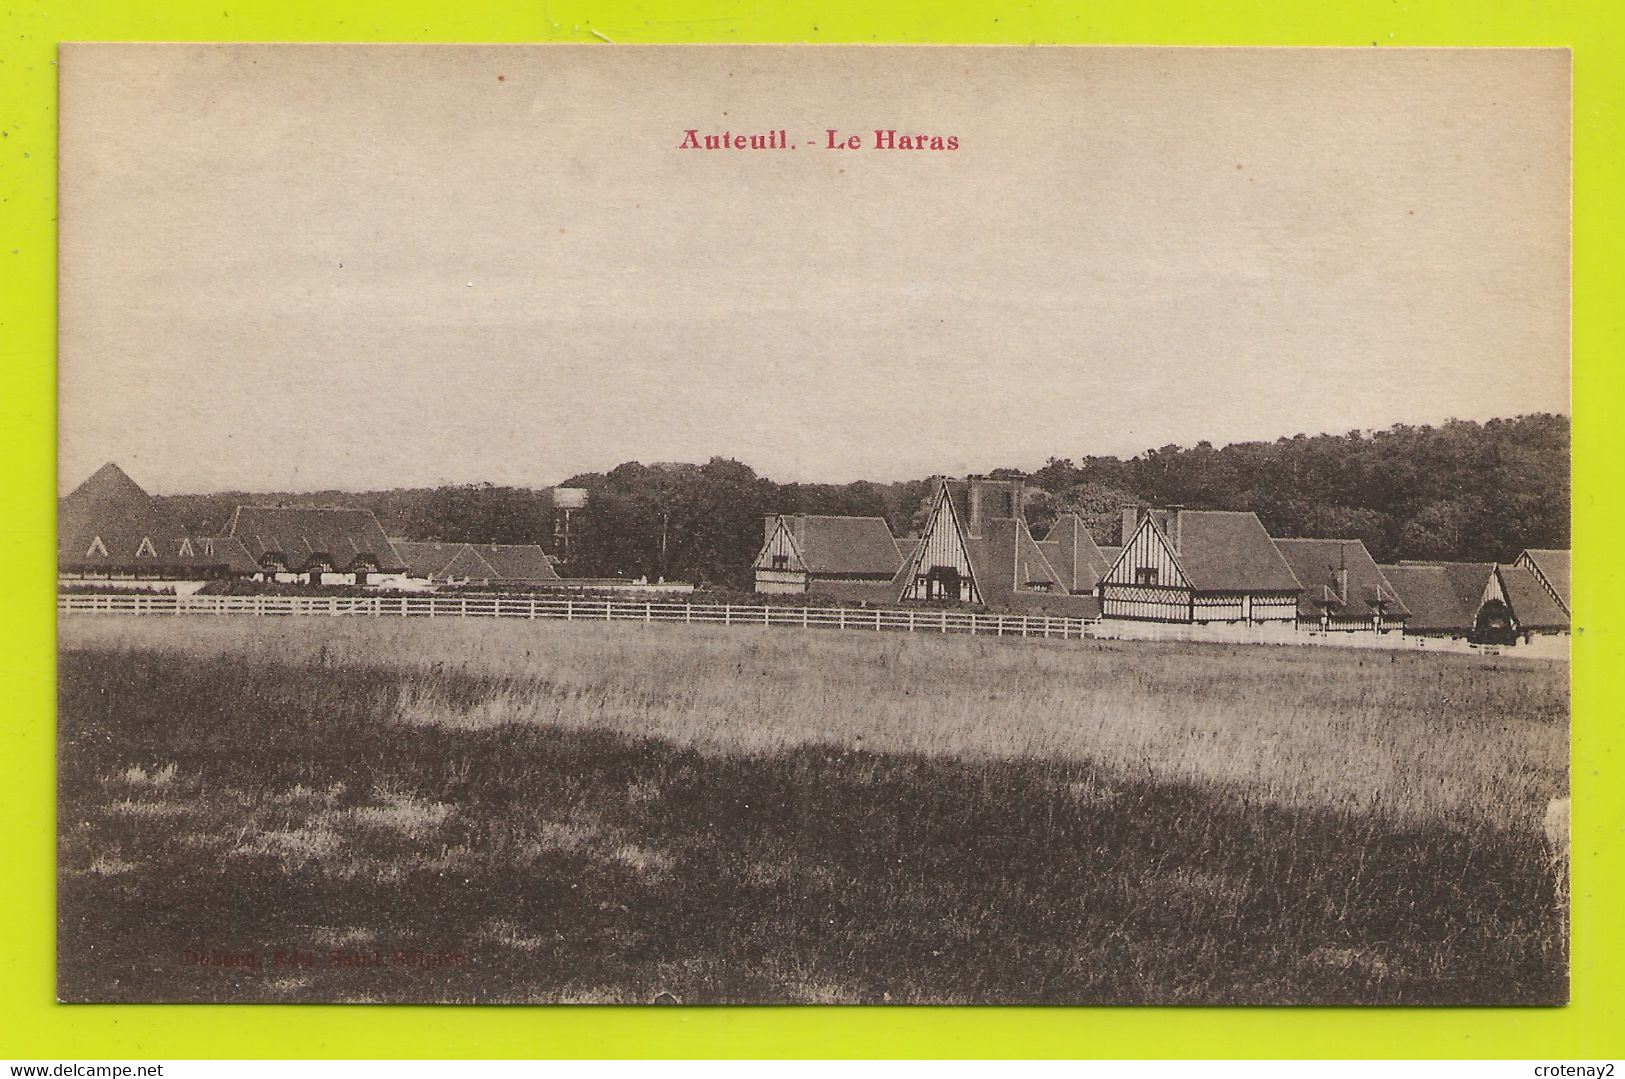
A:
55 43 1570 1005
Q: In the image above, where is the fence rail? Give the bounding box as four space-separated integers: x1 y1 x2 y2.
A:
57 592 1100 641
57 592 1567 658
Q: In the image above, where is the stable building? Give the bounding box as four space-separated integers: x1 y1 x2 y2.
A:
1271 538 1408 632
476 543 563 586
226 505 409 586
890 476 1099 617
393 541 501 587
1515 549 1570 619
58 462 258 586
1494 562 1569 638
1036 512 1112 596
1100 507 1301 623
753 514 904 601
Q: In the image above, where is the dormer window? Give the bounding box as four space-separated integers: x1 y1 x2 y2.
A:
1135 567 1159 586
771 554 789 570
136 536 157 558
85 536 108 558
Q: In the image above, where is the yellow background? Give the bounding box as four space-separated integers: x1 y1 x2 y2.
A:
2 0 1620 1059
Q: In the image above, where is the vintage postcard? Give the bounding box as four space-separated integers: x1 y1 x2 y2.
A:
57 44 1570 1004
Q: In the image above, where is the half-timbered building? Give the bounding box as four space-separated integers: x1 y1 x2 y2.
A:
226 505 409 586
1271 538 1408 632
752 514 903 601
890 477 1099 617
1100 507 1301 623
1381 558 1567 643
1495 562 1569 637
58 462 258 585
1515 549 1570 619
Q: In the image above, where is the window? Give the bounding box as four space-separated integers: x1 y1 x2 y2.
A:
771 554 789 570
1135 567 1159 586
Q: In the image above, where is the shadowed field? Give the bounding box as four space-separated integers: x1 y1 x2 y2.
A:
58 616 1568 1004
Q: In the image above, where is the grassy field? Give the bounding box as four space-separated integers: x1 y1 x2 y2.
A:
58 615 1568 1004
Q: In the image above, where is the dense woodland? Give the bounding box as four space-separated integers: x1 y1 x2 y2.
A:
157 414 1569 588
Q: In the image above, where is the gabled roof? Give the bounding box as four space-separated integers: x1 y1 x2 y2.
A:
226 506 407 572
895 537 920 559
1144 510 1302 593
1497 564 1569 631
1519 549 1571 612
962 517 1069 610
1272 538 1409 621
478 543 561 582
773 515 902 577
889 483 1068 611
1098 545 1121 565
392 541 499 580
1379 562 1496 634
1038 513 1111 594
58 463 259 575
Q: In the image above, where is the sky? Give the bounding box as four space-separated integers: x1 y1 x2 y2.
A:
58 45 1570 494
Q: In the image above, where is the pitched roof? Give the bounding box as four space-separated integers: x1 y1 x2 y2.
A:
1272 538 1409 621
1098 545 1121 565
1497 564 1569 631
392 541 499 580
1519 549 1571 612
894 537 920 559
477 543 561 582
963 517 1068 610
1038 513 1111 593
1379 562 1496 633
226 506 407 572
888 483 1069 611
58 463 259 575
776 515 902 577
1146 510 1302 593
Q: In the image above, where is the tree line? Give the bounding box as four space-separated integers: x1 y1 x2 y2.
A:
156 413 1568 586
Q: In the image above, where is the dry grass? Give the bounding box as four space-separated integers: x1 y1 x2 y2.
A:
57 614 1567 1004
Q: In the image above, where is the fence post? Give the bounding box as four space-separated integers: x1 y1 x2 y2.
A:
646 602 652 624
685 604 692 624
566 599 574 622
802 607 809 628
874 609 881 632
838 608 846 630
529 596 536 620
724 604 732 626
940 611 947 634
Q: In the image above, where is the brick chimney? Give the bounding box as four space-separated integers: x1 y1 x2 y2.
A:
1336 543 1349 605
1167 505 1184 555
1120 506 1140 545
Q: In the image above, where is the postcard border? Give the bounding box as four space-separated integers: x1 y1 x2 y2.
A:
3 0 1621 1059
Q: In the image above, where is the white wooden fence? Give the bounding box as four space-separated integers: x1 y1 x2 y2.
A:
57 592 1567 658
57 592 1100 641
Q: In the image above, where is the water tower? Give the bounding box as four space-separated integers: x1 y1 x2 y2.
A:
553 487 587 562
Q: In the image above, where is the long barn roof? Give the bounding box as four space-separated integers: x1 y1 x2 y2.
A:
1272 538 1409 621
1138 510 1301 593
59 462 259 575
226 505 408 573
774 515 903 577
